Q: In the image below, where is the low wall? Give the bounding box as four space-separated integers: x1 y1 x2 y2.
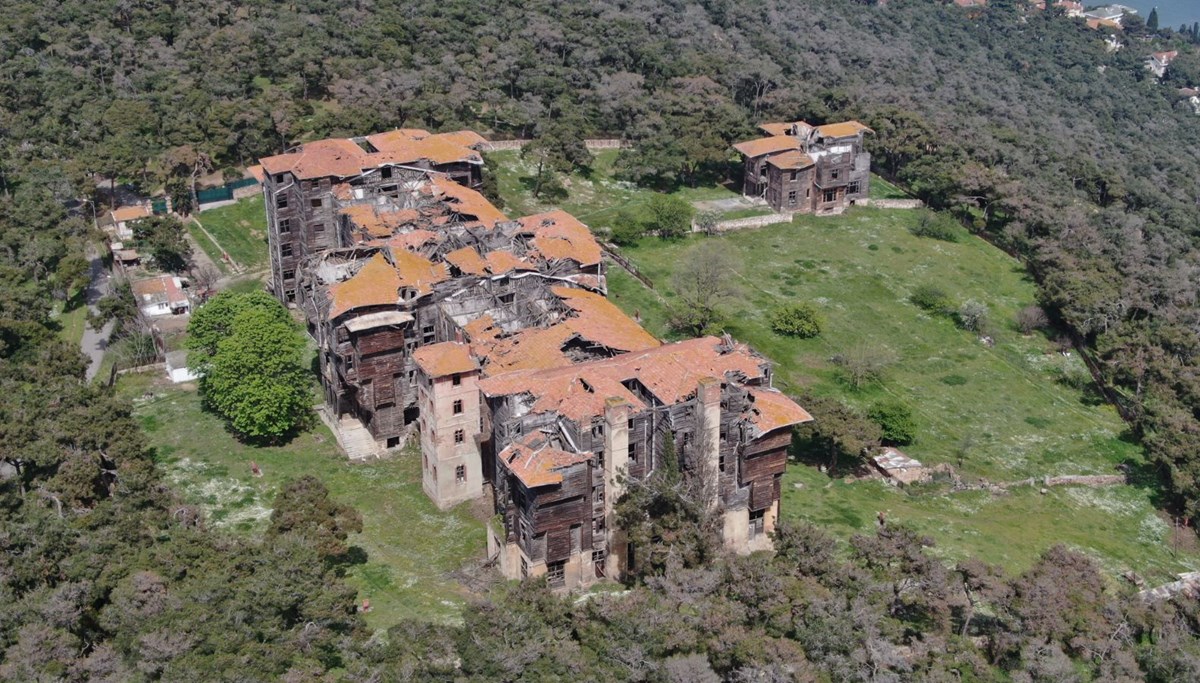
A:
861 198 924 209
480 139 630 152
699 212 794 233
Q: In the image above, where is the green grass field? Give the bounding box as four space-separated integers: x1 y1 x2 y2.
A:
118 373 485 628
187 225 230 275
52 290 89 346
869 174 911 200
193 195 269 270
488 149 740 225
600 209 1200 580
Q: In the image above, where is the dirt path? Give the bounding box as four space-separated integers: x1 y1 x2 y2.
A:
80 247 114 381
189 216 244 274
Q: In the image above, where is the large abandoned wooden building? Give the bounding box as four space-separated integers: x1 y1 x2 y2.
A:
259 130 811 589
734 120 873 214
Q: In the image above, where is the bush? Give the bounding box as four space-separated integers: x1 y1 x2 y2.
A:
830 345 896 390
1015 305 1050 334
769 302 824 338
957 299 989 332
910 284 954 313
909 210 959 242
645 194 694 240
868 400 917 445
695 210 721 235
608 210 646 246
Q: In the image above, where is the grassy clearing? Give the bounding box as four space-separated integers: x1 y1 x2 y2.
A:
782 465 1195 583
869 174 911 200
488 149 739 226
53 290 89 346
610 209 1138 481
187 223 230 275
118 373 486 628
600 210 1200 578
194 195 269 269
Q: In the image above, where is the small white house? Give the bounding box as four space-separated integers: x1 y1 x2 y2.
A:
109 205 152 241
132 275 190 317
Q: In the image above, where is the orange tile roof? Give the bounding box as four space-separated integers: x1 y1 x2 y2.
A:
131 275 187 307
551 287 660 352
341 205 429 239
816 121 873 139
111 205 152 223
260 129 487 181
412 341 477 378
499 431 591 489
733 136 799 158
467 287 660 377
367 129 486 166
246 165 265 183
328 253 402 319
428 176 507 227
381 229 439 250
746 387 813 434
765 150 815 170
479 337 768 423
390 248 450 294
463 315 500 341
757 122 797 137
522 210 602 267
445 246 489 276
484 250 535 275
260 138 370 180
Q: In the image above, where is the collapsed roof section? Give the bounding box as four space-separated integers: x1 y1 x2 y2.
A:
260 129 486 181
479 336 775 424
498 429 592 489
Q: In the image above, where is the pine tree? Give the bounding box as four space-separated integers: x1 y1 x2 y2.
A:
1147 7 1159 32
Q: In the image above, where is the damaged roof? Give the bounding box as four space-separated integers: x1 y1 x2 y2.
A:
498 431 592 489
412 341 478 378
479 336 768 423
260 129 486 181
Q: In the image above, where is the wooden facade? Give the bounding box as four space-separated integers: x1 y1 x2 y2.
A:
735 120 872 214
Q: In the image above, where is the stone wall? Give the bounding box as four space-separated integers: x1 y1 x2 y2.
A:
697 212 794 234
860 198 924 209
480 139 630 152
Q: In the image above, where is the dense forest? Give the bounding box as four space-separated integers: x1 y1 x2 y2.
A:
5 0 1200 679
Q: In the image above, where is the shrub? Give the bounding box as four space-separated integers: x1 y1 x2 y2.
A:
909 210 960 242
868 400 917 445
957 299 989 332
830 345 896 390
910 284 954 313
695 210 721 235
769 302 824 338
1015 305 1050 334
609 220 645 246
645 194 694 240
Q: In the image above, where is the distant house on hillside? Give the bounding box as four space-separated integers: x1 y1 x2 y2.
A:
952 0 987 7
132 275 190 317
1146 50 1179 79
1082 4 1136 26
733 120 872 214
1054 0 1084 17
